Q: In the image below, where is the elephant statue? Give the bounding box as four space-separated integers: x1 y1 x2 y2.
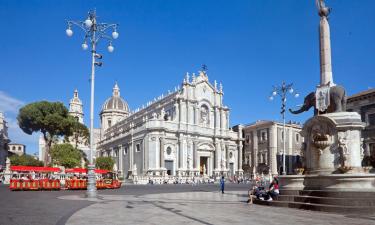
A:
289 85 346 115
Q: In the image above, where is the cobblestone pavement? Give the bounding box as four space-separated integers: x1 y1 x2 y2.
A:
61 191 375 225
0 183 248 225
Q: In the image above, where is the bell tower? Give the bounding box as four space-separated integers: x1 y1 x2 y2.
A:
69 89 84 124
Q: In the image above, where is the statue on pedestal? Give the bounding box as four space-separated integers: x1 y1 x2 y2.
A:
289 0 346 116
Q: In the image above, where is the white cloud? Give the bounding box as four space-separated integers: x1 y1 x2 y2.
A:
0 91 24 113
0 91 39 155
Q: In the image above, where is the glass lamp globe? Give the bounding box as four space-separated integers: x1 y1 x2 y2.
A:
269 96 274 101
289 88 294 94
295 93 300 98
82 42 88 50
108 44 114 53
85 19 93 28
272 91 277 96
66 28 73 37
112 31 119 39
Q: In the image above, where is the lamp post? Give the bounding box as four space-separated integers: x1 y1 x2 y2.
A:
269 82 299 175
66 10 119 198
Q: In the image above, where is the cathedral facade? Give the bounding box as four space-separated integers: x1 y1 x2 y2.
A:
97 70 243 180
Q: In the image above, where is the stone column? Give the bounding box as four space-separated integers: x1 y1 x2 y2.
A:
269 125 278 175
253 131 258 174
215 140 220 170
193 140 197 169
118 145 123 175
319 13 334 86
159 137 165 169
220 109 224 130
225 144 229 169
129 140 134 172
194 105 198 124
215 107 220 130
186 100 190 124
179 137 183 169
226 111 230 129
238 142 243 171
180 100 186 124
174 102 179 122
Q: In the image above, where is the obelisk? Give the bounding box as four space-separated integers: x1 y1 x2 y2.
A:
317 0 334 87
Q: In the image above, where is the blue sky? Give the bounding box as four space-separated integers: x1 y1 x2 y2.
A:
0 0 374 155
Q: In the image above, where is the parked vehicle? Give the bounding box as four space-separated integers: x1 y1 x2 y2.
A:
9 166 61 191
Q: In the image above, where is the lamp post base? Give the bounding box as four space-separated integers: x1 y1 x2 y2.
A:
85 164 97 198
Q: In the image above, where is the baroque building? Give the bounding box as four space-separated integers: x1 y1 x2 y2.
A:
347 88 375 165
242 120 303 177
8 143 26 156
97 70 243 180
0 112 10 170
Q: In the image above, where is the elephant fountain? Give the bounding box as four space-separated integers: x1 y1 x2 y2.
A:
289 85 346 115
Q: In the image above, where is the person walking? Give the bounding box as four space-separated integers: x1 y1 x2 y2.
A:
220 176 225 194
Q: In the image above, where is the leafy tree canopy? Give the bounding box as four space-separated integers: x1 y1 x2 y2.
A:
95 157 115 171
17 101 74 164
50 143 82 168
17 101 72 137
9 154 44 167
65 117 90 149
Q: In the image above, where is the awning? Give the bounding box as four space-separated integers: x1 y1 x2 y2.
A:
10 166 61 172
65 168 109 174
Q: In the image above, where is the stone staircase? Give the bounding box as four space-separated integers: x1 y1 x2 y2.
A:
253 189 375 215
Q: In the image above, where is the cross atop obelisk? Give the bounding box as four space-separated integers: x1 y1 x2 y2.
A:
317 0 334 87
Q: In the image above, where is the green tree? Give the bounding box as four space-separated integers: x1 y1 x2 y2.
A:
49 143 82 168
9 154 44 166
64 117 90 149
17 101 73 165
95 156 115 171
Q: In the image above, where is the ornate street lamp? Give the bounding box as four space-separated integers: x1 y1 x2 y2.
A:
66 10 119 198
269 82 299 175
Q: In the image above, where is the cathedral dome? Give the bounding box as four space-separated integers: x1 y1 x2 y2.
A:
101 83 130 113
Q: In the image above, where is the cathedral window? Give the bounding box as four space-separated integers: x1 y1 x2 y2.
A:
261 131 267 141
108 119 112 127
166 147 172 155
200 105 209 125
123 146 128 155
245 135 250 144
296 133 300 142
136 144 141 152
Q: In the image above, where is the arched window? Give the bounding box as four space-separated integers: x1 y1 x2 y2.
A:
166 147 172 155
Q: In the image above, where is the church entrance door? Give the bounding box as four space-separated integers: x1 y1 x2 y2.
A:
200 157 208 175
165 160 173 176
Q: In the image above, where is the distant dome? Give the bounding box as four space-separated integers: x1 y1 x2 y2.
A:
101 83 130 113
